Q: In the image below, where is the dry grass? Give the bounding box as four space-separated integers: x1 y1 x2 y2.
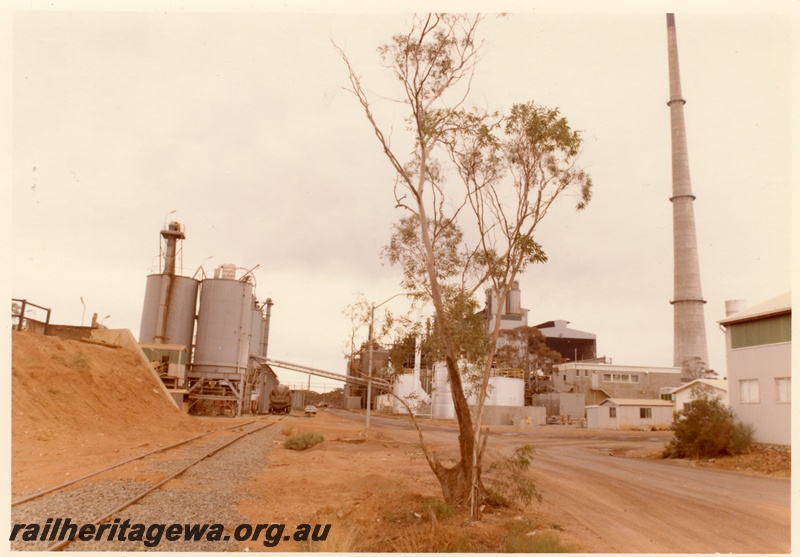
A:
304 491 578 553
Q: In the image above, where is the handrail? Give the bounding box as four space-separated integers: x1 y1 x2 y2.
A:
11 298 51 335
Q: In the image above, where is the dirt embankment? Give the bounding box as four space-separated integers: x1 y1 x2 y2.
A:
11 331 216 495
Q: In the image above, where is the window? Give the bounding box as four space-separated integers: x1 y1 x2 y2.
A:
730 313 791 349
609 407 616 418
640 407 652 419
739 379 760 404
776 377 791 403
603 373 612 382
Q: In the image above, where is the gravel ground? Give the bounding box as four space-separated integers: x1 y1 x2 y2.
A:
11 421 282 552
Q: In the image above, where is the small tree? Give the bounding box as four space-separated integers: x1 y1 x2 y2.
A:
337 14 591 518
665 384 753 459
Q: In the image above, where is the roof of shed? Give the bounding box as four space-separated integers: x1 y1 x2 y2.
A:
533 319 596 340
672 378 728 394
597 398 674 407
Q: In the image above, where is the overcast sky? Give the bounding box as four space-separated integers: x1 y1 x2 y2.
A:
8 2 794 388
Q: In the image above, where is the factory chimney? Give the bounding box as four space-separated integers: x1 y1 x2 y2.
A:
666 13 709 379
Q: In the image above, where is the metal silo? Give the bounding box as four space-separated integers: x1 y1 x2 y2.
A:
139 274 199 353
138 222 199 359
250 301 264 360
192 274 254 378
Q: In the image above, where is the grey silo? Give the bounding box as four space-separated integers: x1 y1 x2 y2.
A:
666 13 709 377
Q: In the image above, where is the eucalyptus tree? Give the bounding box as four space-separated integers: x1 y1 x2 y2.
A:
336 13 591 518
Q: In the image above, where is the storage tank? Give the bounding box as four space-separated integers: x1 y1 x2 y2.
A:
138 221 199 359
432 362 455 419
392 374 431 413
139 274 199 355
484 376 525 407
725 299 748 317
192 276 254 378
250 302 264 359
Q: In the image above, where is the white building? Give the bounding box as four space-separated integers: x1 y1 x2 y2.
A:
718 293 791 446
586 398 675 430
671 378 729 413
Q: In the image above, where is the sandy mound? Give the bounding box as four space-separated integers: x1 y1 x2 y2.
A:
11 331 214 494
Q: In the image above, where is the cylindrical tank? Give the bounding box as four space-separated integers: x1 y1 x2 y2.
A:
250 302 264 359
506 281 521 315
485 376 525 407
432 362 454 419
725 299 747 317
192 278 254 377
391 374 431 413
139 274 199 357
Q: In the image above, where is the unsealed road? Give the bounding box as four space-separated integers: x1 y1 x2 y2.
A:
336 411 791 553
524 435 790 553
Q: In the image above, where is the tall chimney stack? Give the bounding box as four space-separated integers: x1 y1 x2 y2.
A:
666 13 709 378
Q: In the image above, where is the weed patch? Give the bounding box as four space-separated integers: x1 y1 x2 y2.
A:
284 431 324 451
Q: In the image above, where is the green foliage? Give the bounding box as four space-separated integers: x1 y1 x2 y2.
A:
728 421 756 455
494 326 564 373
383 215 471 295
284 431 324 451
664 384 753 459
484 445 542 508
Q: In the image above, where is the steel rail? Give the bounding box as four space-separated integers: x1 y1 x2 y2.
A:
12 418 263 507
45 416 284 552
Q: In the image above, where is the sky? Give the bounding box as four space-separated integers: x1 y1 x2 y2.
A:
7 1 795 389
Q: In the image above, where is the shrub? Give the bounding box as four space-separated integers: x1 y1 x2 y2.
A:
664 384 753 459
728 420 755 455
284 431 324 451
484 445 542 508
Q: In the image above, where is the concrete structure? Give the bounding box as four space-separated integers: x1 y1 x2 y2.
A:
671 378 728 413
533 320 597 362
587 398 675 430
719 293 791 445
666 13 709 376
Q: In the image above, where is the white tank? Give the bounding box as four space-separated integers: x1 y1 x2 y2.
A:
725 299 748 317
192 278 254 378
432 362 455 419
392 374 431 413
484 376 525 407
139 274 199 357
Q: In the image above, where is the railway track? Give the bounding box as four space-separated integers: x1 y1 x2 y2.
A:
11 415 285 552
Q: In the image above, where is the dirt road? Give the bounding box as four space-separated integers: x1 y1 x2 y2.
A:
331 410 791 553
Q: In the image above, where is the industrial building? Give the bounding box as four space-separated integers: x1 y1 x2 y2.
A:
718 293 791 445
537 362 682 422
532 320 597 362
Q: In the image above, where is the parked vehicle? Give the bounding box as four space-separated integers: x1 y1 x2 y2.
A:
304 405 317 417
